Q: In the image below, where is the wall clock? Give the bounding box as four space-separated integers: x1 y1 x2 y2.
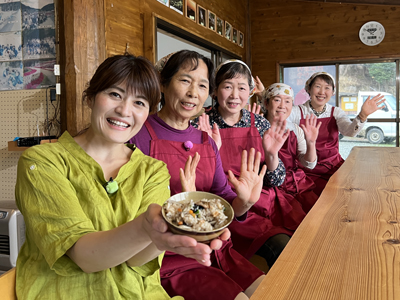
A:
359 21 385 46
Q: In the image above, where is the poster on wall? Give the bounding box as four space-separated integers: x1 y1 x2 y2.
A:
216 17 223 36
0 0 56 91
208 11 215 31
186 0 196 22
197 5 206 27
0 31 22 61
169 0 183 14
232 28 238 44
23 27 55 59
0 1 21 33
21 0 55 30
23 57 55 89
0 60 23 90
239 31 244 48
225 21 232 41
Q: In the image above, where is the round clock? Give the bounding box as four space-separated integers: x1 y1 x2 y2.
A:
359 21 385 46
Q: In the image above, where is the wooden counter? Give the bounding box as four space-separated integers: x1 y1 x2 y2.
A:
251 147 400 300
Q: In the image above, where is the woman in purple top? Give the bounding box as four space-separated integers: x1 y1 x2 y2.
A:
131 50 269 300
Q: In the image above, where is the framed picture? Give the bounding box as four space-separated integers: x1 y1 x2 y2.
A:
208 10 216 31
216 16 223 36
197 5 207 27
157 0 169 7
186 0 196 22
239 31 244 48
225 21 232 41
170 0 183 15
232 28 238 44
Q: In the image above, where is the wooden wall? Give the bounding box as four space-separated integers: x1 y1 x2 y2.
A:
250 0 400 86
60 0 249 134
104 0 248 62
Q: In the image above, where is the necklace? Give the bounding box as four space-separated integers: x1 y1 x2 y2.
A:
309 102 326 117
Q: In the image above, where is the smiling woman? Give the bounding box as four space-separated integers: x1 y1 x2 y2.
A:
287 72 386 196
130 50 268 300
191 60 300 267
14 54 211 300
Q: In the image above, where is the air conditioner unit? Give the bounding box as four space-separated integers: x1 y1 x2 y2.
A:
0 201 25 272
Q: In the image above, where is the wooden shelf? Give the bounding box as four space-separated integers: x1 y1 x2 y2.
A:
8 139 58 151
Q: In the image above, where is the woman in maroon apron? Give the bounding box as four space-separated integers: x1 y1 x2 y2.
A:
193 61 301 266
131 51 267 300
262 83 321 213
287 72 386 196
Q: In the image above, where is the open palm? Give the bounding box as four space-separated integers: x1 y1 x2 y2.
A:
228 148 267 207
262 118 289 156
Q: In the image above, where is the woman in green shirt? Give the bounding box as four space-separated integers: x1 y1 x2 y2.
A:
15 54 226 299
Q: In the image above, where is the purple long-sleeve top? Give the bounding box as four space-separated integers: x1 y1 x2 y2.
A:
130 114 238 204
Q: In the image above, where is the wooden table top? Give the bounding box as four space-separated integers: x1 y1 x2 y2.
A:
250 147 400 300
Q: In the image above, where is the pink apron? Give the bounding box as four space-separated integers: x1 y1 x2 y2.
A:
144 121 263 300
218 113 294 259
300 108 344 196
277 131 318 213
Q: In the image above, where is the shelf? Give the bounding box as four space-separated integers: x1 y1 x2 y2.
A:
8 139 58 151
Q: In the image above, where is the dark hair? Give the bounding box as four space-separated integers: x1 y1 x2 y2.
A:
308 74 335 92
215 62 253 91
83 54 161 113
160 50 215 100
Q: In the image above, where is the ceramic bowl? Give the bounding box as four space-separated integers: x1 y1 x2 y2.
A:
161 191 234 243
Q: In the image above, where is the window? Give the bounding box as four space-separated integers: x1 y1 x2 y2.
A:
281 60 399 159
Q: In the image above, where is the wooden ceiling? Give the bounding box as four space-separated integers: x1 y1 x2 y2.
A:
299 0 399 5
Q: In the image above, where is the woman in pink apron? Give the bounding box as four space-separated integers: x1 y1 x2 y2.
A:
131 50 267 300
193 60 304 266
287 72 386 196
262 83 321 213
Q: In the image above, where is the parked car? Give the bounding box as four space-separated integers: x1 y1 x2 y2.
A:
340 91 396 144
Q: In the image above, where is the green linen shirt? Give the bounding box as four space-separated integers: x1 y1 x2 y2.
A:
15 132 182 300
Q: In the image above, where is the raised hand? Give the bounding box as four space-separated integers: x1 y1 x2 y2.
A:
300 114 321 144
250 102 264 117
254 75 265 95
142 203 230 266
359 94 386 121
228 148 267 216
262 118 289 157
198 113 222 150
179 152 200 192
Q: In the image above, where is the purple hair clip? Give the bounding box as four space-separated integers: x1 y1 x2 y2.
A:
183 141 193 151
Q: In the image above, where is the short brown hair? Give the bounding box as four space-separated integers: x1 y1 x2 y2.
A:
83 54 161 113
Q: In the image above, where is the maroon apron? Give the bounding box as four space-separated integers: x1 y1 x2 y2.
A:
144 121 263 300
218 113 293 259
278 131 319 213
300 108 344 196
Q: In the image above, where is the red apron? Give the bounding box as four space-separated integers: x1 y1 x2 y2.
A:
278 131 318 213
144 121 263 300
218 113 293 259
300 108 344 196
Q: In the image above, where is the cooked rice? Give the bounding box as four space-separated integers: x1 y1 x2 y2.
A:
163 198 229 231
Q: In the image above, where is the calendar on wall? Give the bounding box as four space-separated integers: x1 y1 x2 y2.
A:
0 0 55 91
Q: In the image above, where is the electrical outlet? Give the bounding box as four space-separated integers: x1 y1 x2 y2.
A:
56 83 61 95
54 64 60 76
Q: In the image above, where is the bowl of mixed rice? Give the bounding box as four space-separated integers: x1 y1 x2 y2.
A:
162 191 234 243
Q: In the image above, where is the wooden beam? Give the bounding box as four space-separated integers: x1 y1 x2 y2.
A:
59 0 106 136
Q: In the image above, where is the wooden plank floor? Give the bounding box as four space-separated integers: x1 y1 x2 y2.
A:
251 147 400 300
